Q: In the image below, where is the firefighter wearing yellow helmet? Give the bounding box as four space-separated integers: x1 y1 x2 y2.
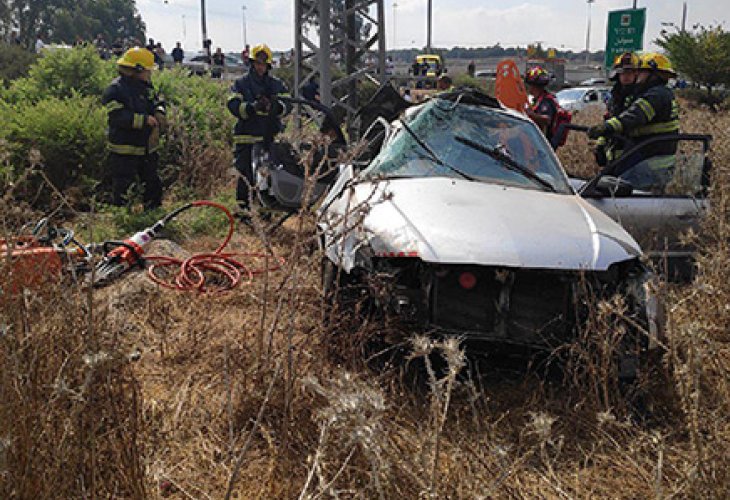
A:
101 47 167 208
226 43 291 223
595 52 641 166
588 52 680 192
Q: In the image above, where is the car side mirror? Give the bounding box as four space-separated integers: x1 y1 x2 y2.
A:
596 175 633 197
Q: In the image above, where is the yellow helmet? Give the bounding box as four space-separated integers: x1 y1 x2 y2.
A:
250 43 273 64
117 47 156 71
638 52 676 77
612 52 640 71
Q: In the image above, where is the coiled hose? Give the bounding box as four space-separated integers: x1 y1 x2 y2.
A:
145 200 283 293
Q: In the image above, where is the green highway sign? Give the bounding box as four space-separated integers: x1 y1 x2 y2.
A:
605 8 646 70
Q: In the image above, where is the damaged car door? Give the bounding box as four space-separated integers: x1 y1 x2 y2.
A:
578 134 712 281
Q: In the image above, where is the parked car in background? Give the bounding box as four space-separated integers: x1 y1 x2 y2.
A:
579 77 608 86
556 86 610 112
475 69 497 79
182 52 245 75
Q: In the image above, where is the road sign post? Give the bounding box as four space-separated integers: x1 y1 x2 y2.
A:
604 8 646 70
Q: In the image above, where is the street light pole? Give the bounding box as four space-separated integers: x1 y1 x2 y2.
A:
242 5 248 47
393 1 397 50
585 0 594 67
201 0 208 56
426 0 432 52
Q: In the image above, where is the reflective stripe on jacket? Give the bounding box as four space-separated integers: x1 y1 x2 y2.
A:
605 82 679 159
101 76 165 155
227 71 291 145
605 83 679 137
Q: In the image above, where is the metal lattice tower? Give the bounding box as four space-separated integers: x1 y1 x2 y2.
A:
294 0 386 138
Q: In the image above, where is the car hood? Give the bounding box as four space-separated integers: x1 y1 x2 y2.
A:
339 177 640 271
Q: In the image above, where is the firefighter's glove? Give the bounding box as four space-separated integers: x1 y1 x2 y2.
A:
254 96 271 114
594 144 607 166
587 123 610 140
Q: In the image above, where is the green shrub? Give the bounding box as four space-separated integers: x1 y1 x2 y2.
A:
2 45 115 104
0 94 107 208
453 73 494 93
153 67 233 144
0 43 37 85
151 68 235 196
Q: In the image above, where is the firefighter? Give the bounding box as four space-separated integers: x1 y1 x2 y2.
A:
226 43 291 222
102 47 166 209
588 52 679 191
595 51 641 166
524 66 558 145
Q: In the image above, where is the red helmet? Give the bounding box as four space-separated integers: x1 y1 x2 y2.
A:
525 66 550 86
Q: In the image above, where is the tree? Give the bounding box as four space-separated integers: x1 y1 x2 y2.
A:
1 0 145 47
51 0 146 45
657 25 730 97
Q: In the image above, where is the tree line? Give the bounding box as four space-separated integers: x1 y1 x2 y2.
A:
387 44 606 63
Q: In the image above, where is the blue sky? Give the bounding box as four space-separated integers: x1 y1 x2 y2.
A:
136 0 725 53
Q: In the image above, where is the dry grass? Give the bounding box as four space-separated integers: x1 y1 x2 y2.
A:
1 105 729 499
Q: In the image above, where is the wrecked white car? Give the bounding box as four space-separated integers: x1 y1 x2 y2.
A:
318 90 661 369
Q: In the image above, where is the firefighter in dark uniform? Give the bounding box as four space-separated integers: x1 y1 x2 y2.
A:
588 52 680 191
102 47 166 209
595 52 641 166
226 43 291 222
524 66 559 147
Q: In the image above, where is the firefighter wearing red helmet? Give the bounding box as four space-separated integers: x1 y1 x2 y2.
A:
524 66 560 147
101 47 167 209
226 43 291 223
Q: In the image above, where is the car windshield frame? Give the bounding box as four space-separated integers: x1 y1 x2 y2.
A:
360 98 573 194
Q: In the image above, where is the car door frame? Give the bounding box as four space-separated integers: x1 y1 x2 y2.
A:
579 133 713 281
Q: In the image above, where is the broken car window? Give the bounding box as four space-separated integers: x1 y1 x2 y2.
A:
361 99 572 193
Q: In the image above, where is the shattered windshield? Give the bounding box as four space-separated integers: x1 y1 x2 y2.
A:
362 98 572 194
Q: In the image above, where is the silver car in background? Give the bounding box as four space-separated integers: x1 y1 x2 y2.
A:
556 86 611 113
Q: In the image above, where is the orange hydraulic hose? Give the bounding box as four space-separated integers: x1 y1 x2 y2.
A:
145 200 284 293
